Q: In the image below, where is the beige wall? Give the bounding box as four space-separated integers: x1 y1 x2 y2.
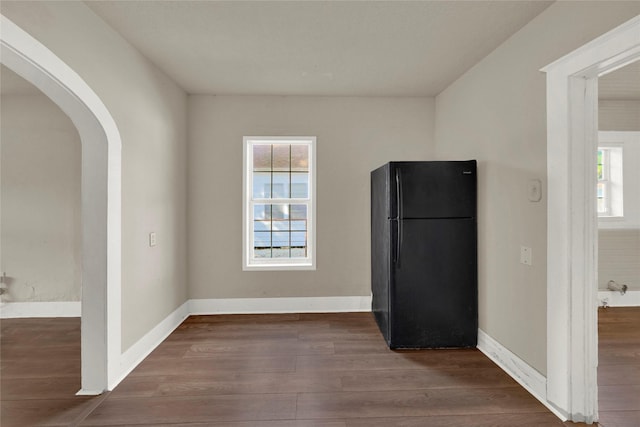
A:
433 1 640 375
1 1 188 351
1 93 81 302
598 229 640 291
598 74 640 292
600 100 640 131
188 95 435 299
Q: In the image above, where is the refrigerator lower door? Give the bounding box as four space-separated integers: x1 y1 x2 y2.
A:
390 218 477 349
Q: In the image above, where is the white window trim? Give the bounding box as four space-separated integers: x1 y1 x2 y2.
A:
242 136 317 271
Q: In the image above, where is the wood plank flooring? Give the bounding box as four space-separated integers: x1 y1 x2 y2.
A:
597 307 640 427
2 310 636 426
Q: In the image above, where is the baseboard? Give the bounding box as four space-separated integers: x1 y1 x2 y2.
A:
189 296 372 315
598 290 640 307
0 301 81 318
112 300 190 390
477 329 567 421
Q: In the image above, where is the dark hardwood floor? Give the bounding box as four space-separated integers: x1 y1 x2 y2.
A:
2 310 636 426
597 307 640 427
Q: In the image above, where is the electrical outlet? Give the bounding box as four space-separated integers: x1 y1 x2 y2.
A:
520 246 532 265
149 232 157 247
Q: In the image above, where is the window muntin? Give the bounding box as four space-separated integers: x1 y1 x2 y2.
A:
243 137 316 270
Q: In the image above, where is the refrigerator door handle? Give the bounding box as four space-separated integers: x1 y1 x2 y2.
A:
391 219 398 264
395 168 403 220
396 219 402 267
395 169 403 267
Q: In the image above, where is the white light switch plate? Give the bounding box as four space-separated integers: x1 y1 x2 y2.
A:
149 232 157 247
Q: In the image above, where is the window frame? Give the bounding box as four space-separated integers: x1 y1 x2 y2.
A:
242 136 316 271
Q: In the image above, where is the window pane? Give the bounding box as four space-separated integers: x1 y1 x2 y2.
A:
254 220 271 231
291 232 307 247
290 247 307 258
291 145 309 172
290 204 307 220
272 204 289 220
253 145 271 171
597 149 605 181
254 248 271 258
291 220 306 231
272 232 290 247
254 231 271 248
272 220 289 231
272 144 290 172
272 248 291 258
254 204 271 220
291 173 308 198
253 172 271 198
272 172 289 198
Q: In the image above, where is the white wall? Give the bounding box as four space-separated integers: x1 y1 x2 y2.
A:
1 1 188 351
188 95 435 300
433 1 640 375
598 99 640 291
1 93 81 302
598 229 640 291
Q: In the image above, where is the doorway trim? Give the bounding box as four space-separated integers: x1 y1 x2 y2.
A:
542 15 640 422
0 15 122 393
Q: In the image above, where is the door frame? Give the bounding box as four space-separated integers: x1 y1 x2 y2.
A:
0 15 122 393
542 15 640 422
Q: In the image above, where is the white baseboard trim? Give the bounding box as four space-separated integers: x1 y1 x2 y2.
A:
477 329 566 421
598 290 640 307
0 301 81 318
112 300 190 390
189 296 372 315
76 389 103 396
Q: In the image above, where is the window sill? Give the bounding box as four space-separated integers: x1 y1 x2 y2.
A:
598 216 624 221
243 262 316 272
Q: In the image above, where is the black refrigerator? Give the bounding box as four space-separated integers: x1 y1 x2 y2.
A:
371 161 477 349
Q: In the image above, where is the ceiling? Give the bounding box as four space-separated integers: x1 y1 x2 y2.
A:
85 0 554 96
599 61 640 100
3 2 637 100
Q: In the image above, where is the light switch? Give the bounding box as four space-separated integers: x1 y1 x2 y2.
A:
149 232 157 247
520 246 532 266
528 179 542 202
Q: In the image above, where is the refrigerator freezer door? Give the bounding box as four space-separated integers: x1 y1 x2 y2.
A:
371 164 392 344
390 218 477 348
391 161 476 219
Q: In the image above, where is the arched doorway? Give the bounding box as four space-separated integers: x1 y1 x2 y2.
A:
0 15 122 393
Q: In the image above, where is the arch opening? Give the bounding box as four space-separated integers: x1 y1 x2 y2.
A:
0 14 122 393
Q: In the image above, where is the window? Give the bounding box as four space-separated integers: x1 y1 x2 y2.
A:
597 145 623 218
243 137 316 270
597 148 610 215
